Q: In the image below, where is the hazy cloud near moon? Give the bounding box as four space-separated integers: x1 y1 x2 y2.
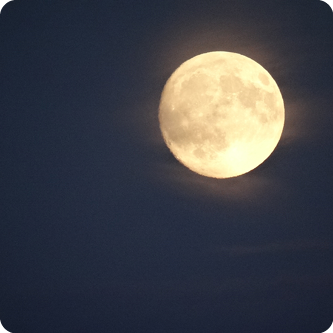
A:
128 1 333 204
209 239 333 257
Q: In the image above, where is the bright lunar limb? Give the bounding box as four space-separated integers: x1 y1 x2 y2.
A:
158 51 285 178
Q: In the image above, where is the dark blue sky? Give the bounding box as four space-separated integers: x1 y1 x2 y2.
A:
1 1 333 332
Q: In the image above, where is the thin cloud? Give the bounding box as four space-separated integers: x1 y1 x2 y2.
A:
210 239 333 257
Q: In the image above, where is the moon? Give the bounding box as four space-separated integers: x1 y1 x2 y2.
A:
158 51 285 178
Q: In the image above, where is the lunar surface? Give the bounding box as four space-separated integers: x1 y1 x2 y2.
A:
158 51 285 178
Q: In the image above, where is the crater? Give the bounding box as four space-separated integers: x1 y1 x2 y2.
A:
238 84 262 109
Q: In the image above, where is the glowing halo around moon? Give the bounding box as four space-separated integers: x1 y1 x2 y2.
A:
158 51 285 178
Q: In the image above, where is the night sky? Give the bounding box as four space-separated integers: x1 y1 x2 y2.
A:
1 1 333 332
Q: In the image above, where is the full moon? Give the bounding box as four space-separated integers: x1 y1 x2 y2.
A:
158 51 285 178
